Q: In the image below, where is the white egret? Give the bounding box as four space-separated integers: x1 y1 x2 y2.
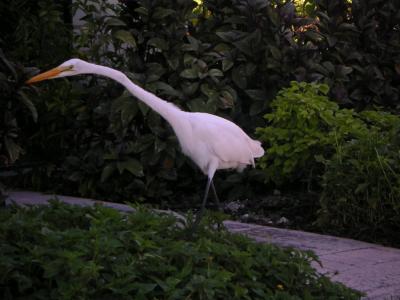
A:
27 59 264 226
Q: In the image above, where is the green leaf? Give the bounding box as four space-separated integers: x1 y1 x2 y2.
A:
232 67 247 89
319 84 330 95
249 101 265 116
245 89 266 101
147 81 181 98
322 61 335 73
146 63 165 82
208 69 223 78
182 36 200 52
152 8 175 19
18 90 38 122
113 30 137 47
200 84 218 98
123 159 144 177
304 30 323 42
337 65 353 77
183 53 196 66
355 183 368 195
121 102 138 126
219 90 235 108
4 136 23 163
338 23 358 31
187 98 208 112
147 37 168 50
180 69 198 79
166 56 179 70
138 101 150 116
0 49 17 79
106 17 126 27
181 82 199 96
135 283 157 294
233 30 261 55
101 164 116 182
312 64 329 76
269 46 281 60
222 59 234 72
134 7 148 16
216 31 244 42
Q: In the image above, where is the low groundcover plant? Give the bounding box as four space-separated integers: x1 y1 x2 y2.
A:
0 201 361 299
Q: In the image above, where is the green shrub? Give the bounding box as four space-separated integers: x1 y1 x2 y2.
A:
3 0 400 206
0 49 38 167
257 81 400 245
317 111 400 246
305 0 400 108
0 0 72 193
20 0 310 202
0 0 71 67
256 81 365 186
0 201 362 299
195 0 314 130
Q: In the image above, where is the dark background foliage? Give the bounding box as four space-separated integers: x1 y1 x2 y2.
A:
0 0 399 245
310 0 400 109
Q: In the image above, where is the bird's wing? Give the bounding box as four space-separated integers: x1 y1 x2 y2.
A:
191 113 262 166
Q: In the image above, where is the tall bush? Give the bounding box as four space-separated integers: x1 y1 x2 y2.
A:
16 0 315 202
195 0 318 131
318 111 400 246
256 81 366 186
306 0 400 108
0 0 71 67
20 0 205 201
0 0 73 194
0 51 38 167
3 0 400 208
257 81 400 245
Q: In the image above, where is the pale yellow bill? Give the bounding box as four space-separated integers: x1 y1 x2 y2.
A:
26 66 69 84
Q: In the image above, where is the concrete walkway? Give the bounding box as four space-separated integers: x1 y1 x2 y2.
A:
4 191 400 299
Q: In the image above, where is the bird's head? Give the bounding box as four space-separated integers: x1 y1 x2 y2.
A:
26 58 91 84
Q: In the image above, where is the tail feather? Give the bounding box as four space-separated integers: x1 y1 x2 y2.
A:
250 140 264 158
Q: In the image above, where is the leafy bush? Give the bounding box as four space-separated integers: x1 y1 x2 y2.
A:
20 0 307 202
0 50 38 167
257 81 400 245
0 0 72 193
318 111 400 246
305 0 400 108
0 201 362 299
195 0 322 131
256 81 365 186
2 0 400 210
0 0 71 67
69 0 202 201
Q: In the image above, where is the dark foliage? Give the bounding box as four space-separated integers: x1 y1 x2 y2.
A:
0 50 38 172
307 0 400 109
0 0 71 67
257 82 400 246
0 201 362 299
0 0 399 246
318 112 400 247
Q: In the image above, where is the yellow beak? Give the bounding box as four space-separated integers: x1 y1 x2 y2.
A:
26 66 70 84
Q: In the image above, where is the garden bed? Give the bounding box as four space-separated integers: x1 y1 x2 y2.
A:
0 200 362 299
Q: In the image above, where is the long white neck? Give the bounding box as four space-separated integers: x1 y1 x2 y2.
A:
86 64 184 127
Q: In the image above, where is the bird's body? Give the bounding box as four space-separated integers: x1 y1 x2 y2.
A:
179 112 264 176
27 59 264 226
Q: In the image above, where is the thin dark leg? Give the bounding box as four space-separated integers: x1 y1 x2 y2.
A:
191 178 212 230
211 181 222 212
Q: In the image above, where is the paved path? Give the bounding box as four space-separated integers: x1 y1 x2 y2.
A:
5 191 400 299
